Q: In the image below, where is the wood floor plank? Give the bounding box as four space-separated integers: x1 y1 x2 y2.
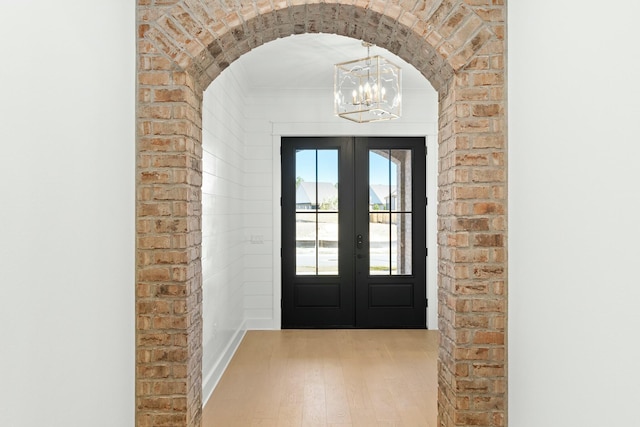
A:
203 330 438 427
325 382 352 424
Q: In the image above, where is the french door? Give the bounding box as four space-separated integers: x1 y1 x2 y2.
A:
281 136 426 328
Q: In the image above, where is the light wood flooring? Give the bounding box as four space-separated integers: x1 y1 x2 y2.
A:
202 329 439 427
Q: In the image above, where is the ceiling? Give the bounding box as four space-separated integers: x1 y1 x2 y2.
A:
233 33 434 91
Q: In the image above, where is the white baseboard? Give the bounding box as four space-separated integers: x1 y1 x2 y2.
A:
245 318 277 330
201 322 247 405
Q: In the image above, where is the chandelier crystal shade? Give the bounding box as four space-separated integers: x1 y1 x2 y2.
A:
334 45 402 123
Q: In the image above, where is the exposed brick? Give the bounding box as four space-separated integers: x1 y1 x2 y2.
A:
491 216 506 232
138 235 171 249
453 117 491 132
459 88 490 104
473 363 506 379
154 251 189 264
474 233 504 247
472 298 505 313
152 315 188 330
138 300 172 315
473 331 504 345
473 395 505 410
451 248 490 263
137 365 171 379
137 220 154 235
138 396 173 411
139 267 172 281
455 153 489 166
453 217 490 231
473 265 505 279
138 333 173 346
140 137 189 152
454 411 490 425
493 411 506 427
454 347 489 360
154 218 189 232
152 413 187 427
139 202 172 217
152 380 188 395
473 71 504 86
473 134 503 148
467 56 489 70
139 71 172 86
456 378 491 393
443 232 470 247
472 103 502 117
473 202 505 214
151 154 190 168
453 186 491 199
455 364 470 378
454 313 489 328
156 284 187 297
152 348 189 363
140 170 172 184
472 168 505 182
440 9 468 38
154 87 193 103
449 14 484 51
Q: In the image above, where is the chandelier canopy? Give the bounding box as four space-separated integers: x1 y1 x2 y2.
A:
334 42 402 123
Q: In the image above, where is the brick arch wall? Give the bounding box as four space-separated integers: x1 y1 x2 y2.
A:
136 0 506 426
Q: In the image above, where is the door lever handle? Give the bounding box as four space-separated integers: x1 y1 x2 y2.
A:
356 234 364 249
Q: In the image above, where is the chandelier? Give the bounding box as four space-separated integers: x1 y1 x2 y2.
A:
334 42 402 123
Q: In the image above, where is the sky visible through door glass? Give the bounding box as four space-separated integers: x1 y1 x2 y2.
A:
296 149 394 185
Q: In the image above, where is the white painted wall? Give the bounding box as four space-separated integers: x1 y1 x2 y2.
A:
201 69 247 400
508 2 640 425
0 1 135 426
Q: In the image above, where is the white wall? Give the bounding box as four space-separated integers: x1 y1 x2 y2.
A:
201 69 247 400
0 1 135 426
241 85 278 328
508 2 640 426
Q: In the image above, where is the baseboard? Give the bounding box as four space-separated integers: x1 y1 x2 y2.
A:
245 318 277 330
201 322 247 405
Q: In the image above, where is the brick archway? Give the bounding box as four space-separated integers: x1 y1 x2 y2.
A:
136 1 506 426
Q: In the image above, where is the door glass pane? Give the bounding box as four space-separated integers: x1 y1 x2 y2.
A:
318 212 338 275
296 212 317 275
369 149 413 276
369 150 391 211
295 149 339 275
391 149 411 212
296 149 316 209
317 150 339 212
392 213 412 275
370 212 391 275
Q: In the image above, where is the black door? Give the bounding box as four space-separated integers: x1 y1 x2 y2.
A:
281 136 426 328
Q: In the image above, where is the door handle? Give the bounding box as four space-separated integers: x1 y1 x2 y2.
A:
356 234 364 249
